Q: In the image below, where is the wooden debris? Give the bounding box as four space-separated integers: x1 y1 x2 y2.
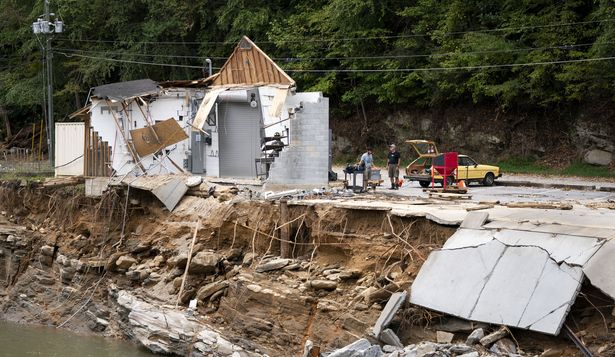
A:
504 202 573 210
42 176 84 188
467 204 495 211
428 192 472 200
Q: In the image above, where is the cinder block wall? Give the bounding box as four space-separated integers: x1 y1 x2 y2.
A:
267 96 329 186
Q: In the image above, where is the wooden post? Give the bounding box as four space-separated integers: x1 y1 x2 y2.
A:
280 199 291 258
176 219 200 307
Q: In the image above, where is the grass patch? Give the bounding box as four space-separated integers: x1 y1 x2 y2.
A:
498 157 615 178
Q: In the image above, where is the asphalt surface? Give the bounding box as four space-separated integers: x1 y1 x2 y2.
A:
334 167 615 204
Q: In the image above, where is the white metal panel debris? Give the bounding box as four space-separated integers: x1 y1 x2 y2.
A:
55 122 85 176
193 88 227 130
125 175 189 211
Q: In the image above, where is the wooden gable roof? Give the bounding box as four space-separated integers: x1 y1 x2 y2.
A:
213 36 295 87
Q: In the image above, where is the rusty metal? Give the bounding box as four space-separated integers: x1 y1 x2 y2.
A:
564 324 593 357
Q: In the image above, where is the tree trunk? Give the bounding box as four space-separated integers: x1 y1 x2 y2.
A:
0 104 11 140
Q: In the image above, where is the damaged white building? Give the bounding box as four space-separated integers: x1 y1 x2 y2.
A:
59 37 330 187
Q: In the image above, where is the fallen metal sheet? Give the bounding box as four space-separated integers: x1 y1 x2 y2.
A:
410 239 583 335
583 239 615 300
193 88 227 130
91 79 159 101
128 175 189 211
130 118 189 157
443 228 604 266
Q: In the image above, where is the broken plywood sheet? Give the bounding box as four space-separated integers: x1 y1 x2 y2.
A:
583 239 615 300
443 228 604 266
130 118 189 157
410 239 583 335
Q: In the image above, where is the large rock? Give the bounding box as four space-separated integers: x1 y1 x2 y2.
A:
255 258 290 272
197 280 229 301
189 252 221 274
115 255 137 270
307 280 337 291
113 289 261 356
584 149 613 166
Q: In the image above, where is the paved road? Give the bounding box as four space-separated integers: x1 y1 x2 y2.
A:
334 166 615 203
388 180 615 204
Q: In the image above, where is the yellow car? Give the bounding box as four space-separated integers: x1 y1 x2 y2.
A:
404 140 502 187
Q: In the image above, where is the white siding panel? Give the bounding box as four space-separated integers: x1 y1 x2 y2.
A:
55 122 85 176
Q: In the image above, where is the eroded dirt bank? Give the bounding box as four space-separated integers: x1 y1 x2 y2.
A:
0 181 609 356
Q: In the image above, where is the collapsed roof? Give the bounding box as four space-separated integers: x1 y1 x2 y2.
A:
91 79 160 101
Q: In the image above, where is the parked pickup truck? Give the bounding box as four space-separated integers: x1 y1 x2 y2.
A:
403 140 502 187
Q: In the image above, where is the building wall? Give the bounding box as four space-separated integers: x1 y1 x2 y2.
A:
89 89 199 176
266 94 329 186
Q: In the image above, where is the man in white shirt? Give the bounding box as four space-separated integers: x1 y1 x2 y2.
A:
359 147 373 192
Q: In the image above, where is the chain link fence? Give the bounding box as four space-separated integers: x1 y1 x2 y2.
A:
0 148 54 177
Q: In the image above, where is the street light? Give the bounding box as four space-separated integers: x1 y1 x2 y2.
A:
32 2 63 166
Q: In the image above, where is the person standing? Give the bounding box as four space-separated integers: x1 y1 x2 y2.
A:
359 147 373 192
387 144 401 189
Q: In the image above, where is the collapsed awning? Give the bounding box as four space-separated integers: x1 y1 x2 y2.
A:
91 79 160 101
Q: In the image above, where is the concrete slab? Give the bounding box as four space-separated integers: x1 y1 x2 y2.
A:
379 328 403 348
443 228 603 266
460 212 489 229
410 240 507 318
493 230 603 266
442 229 494 249
372 291 407 337
410 240 583 335
483 221 615 240
583 239 615 300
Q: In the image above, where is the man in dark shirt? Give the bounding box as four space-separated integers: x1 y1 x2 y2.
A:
387 144 401 189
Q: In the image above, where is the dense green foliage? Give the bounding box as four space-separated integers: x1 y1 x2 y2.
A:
1 0 614 137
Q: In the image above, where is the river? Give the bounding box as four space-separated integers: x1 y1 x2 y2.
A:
0 321 154 356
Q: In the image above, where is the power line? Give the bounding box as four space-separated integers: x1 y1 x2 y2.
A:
54 18 615 46
54 49 615 73
53 51 209 69
52 40 615 62
54 47 227 60
283 56 615 73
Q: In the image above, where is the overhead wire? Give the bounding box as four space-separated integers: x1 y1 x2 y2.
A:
53 40 615 62
53 49 615 73
53 18 615 45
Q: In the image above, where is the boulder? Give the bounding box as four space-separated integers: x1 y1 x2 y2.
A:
189 252 220 274
168 254 188 269
584 149 613 166
255 258 290 272
307 280 337 291
116 255 137 270
436 330 454 343
242 252 257 266
196 280 229 301
40 245 54 256
465 328 484 345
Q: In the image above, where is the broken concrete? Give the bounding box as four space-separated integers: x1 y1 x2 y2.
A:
410 239 583 335
372 291 407 337
459 211 488 229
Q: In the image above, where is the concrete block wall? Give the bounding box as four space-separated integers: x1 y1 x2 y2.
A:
267 95 329 186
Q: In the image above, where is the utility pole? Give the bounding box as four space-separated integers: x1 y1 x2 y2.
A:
32 0 63 166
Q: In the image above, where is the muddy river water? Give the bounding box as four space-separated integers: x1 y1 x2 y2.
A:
0 321 154 356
